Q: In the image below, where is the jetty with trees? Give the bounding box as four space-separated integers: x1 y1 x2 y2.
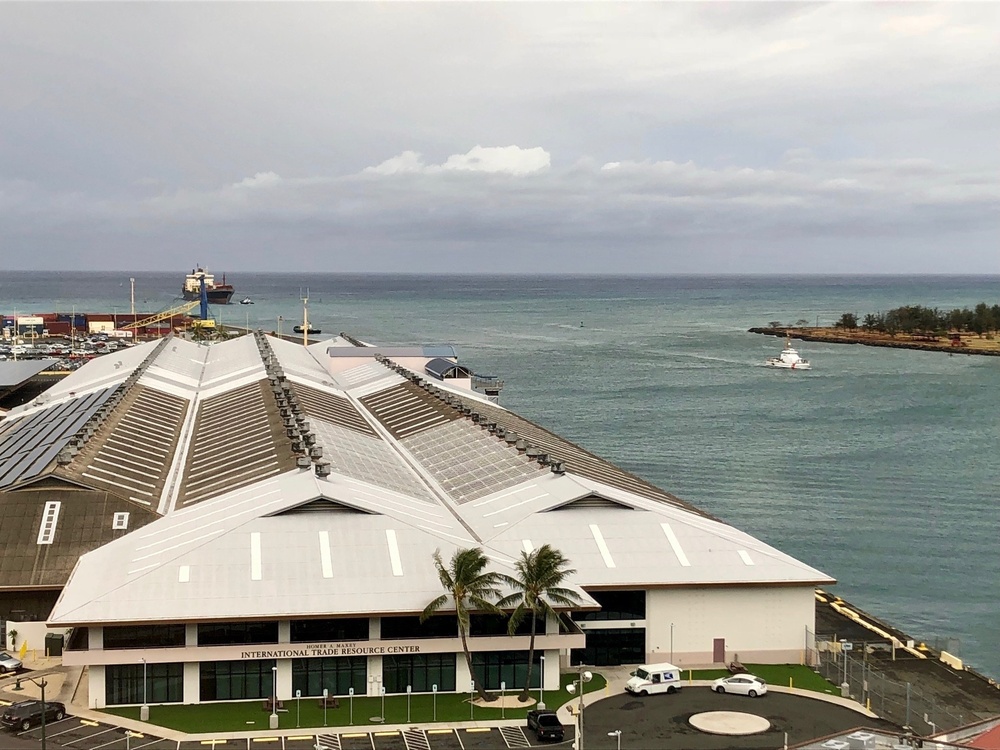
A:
751 302 1000 356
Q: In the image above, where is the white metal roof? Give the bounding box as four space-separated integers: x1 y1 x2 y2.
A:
43 331 832 627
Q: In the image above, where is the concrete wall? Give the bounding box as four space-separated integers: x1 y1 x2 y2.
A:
3 619 73 657
645 586 815 667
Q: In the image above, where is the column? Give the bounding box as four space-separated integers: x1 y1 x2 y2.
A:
183 663 200 704
89 665 105 709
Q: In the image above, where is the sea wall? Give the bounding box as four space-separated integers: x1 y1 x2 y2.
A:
749 327 1000 357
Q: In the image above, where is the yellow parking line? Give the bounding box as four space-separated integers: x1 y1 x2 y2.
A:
287 737 315 742
342 733 368 738
0 700 11 707
200 741 228 746
252 739 279 744
374 731 398 737
465 728 491 733
80 719 101 727
428 729 452 734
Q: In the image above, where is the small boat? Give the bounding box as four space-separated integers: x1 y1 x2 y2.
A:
293 325 321 334
239 297 254 305
765 338 811 370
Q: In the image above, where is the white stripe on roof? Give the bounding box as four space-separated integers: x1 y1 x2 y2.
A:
37 501 61 545
661 522 691 567
738 550 755 566
386 529 403 576
522 539 534 554
250 531 262 581
319 530 333 579
178 565 190 583
589 524 616 569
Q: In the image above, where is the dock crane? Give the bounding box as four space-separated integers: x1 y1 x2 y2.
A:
121 276 215 332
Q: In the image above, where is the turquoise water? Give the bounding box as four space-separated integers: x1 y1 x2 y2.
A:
3 273 998 677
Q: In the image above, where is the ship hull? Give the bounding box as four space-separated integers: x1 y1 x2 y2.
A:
182 288 234 304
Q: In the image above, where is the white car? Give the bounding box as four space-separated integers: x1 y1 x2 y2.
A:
0 651 23 674
712 673 767 697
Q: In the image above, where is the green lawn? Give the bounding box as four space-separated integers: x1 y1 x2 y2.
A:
101 673 607 733
687 664 839 694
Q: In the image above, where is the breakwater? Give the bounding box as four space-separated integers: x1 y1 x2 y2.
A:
750 327 1000 357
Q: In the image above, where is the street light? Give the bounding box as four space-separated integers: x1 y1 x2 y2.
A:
140 658 148 721
538 654 545 709
22 677 49 750
608 730 622 750
565 668 593 750
269 665 278 730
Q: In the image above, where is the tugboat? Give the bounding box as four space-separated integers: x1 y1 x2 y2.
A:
765 338 812 370
182 268 235 304
293 324 321 334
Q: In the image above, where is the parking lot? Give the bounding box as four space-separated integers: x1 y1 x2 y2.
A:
4 719 561 750
2 686 902 750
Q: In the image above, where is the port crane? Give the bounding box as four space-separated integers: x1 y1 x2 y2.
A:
120 300 200 331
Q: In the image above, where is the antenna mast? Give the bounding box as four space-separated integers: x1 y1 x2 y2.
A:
301 289 309 346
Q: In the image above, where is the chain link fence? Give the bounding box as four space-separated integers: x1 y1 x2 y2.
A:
814 635 968 733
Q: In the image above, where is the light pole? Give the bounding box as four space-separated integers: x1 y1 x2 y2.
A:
608 730 622 750
348 687 354 725
23 677 49 750
323 688 329 727
670 623 674 663
140 658 149 721
269 666 278 730
538 654 545 709
565 668 593 750
432 684 437 722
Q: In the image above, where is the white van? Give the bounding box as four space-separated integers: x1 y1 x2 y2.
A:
624 662 683 696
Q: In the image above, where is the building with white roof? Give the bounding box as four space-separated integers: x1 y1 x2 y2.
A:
0 331 833 708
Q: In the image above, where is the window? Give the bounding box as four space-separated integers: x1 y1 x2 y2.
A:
106 663 183 705
470 614 544 637
383 653 456 693
197 621 278 646
37 501 61 545
112 512 129 530
292 657 366 696
290 619 368 643
380 615 455 640
200 660 276 701
572 590 646 621
104 625 186 650
571 628 645 666
470 652 541 691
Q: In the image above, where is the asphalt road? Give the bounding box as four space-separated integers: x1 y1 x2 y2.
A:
1 687 901 750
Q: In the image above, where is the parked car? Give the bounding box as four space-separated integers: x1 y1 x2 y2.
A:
0 700 66 731
526 709 565 741
712 673 768 697
0 652 22 674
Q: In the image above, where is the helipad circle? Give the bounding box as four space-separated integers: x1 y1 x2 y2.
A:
689 710 771 735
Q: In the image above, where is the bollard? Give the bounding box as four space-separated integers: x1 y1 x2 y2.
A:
13 679 22 691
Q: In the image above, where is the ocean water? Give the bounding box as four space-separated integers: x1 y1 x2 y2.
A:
3 272 998 677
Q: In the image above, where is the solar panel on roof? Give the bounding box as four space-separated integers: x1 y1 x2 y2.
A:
0 386 117 489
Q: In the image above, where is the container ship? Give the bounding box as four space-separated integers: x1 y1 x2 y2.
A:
182 267 234 304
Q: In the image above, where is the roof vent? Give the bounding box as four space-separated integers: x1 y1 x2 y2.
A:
315 461 331 478
551 461 566 475
309 446 324 458
536 453 549 466
495 427 506 438
304 433 317 446
525 446 540 458
56 451 73 465
515 439 527 452
504 432 518 444
296 456 311 469
291 440 304 452
487 422 497 433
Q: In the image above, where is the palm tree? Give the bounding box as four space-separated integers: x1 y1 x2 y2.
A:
498 544 583 702
422 547 503 702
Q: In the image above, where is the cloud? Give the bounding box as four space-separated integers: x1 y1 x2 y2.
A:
235 172 282 189
366 146 550 176
0 2 997 271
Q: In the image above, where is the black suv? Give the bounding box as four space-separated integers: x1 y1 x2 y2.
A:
527 709 565 742
1 700 66 731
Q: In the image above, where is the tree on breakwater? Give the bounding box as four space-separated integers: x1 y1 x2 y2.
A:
833 303 1000 339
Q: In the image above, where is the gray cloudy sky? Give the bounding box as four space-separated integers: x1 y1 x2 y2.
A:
1 2 997 273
